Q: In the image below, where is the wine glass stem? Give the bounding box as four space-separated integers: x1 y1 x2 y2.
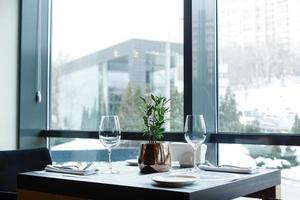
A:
193 147 197 170
108 148 112 173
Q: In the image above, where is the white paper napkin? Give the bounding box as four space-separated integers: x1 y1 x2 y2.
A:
199 164 258 174
45 164 98 176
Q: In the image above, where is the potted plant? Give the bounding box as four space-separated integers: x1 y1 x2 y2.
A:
138 94 171 173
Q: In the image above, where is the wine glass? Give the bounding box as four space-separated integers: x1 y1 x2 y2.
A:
184 114 206 172
99 115 121 174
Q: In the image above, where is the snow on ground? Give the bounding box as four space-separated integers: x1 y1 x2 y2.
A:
220 144 300 199
51 139 105 151
234 76 300 131
219 144 257 168
282 166 300 182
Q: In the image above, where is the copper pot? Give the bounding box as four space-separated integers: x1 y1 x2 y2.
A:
138 143 171 173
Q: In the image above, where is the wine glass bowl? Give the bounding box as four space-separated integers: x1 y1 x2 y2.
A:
184 115 206 172
99 115 121 174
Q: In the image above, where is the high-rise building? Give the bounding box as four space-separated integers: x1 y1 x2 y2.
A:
219 0 300 51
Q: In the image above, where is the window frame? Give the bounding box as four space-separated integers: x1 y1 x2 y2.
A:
19 0 50 149
19 0 300 153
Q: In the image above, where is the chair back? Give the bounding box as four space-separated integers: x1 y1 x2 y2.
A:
0 148 52 192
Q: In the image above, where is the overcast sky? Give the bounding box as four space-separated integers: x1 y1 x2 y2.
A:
52 0 183 62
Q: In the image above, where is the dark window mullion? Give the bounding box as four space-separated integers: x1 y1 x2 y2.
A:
184 0 193 119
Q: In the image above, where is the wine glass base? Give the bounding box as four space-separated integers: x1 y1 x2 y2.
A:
185 166 204 174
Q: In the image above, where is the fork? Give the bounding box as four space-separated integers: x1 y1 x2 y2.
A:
82 162 93 170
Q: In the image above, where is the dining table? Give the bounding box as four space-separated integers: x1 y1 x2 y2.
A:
17 161 281 200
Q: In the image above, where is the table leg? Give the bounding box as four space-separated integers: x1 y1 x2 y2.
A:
246 185 281 200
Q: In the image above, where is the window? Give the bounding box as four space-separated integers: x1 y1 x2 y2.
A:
218 0 300 133
48 0 184 161
51 0 184 132
19 0 300 174
218 0 300 196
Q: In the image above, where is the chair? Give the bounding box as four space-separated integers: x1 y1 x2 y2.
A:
0 148 52 199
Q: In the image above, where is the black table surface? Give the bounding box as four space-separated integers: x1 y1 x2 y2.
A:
17 162 281 200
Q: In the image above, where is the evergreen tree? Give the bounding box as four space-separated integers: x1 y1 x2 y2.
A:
80 100 100 131
170 89 183 131
89 100 100 129
284 147 298 166
80 107 89 130
243 120 261 133
118 84 144 131
247 145 298 169
291 114 300 133
219 87 242 132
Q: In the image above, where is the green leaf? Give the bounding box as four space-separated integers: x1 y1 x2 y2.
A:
150 94 155 101
139 96 146 103
146 107 153 116
140 94 170 143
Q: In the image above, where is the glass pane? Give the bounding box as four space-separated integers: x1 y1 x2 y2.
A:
192 0 216 130
219 144 300 199
192 0 217 164
50 0 184 132
50 138 141 163
218 0 300 133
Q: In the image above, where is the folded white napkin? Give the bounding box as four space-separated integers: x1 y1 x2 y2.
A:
45 164 98 176
199 164 258 174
